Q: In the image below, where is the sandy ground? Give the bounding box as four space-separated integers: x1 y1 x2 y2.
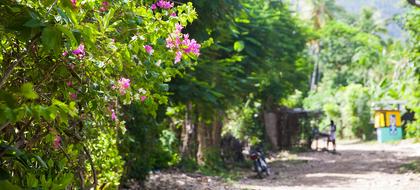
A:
234 140 420 190
142 140 420 190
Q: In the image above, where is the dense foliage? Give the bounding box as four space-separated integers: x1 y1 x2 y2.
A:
0 0 418 189
303 1 419 140
0 0 199 188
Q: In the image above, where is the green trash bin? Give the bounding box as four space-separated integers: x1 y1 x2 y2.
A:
377 127 402 143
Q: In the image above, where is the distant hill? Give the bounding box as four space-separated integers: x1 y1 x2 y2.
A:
335 0 407 39
290 0 408 39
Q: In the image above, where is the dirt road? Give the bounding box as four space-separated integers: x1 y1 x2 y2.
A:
234 140 420 190
141 140 420 190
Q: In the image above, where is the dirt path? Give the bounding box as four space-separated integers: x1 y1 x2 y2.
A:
141 140 420 190
234 140 420 190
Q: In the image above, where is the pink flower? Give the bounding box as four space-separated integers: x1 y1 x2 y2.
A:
175 23 183 33
118 77 130 95
166 37 175 49
70 93 77 100
182 38 201 56
71 0 77 7
100 1 109 12
175 51 182 63
119 78 130 89
66 81 73 87
165 23 201 63
111 109 117 120
144 45 154 55
62 51 68 57
53 135 61 149
141 96 147 102
156 0 173 9
72 44 85 58
151 4 157 10
170 12 177 17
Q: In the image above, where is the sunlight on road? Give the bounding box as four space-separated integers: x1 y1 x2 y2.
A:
305 173 371 179
234 141 420 190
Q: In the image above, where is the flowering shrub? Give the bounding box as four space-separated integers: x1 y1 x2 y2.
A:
0 0 199 188
166 23 201 63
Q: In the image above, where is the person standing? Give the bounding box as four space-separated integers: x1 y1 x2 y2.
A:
327 120 336 152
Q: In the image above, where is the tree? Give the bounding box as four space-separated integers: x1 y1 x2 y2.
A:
0 0 200 188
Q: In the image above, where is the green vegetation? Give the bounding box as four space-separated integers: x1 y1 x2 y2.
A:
0 0 418 188
400 160 420 173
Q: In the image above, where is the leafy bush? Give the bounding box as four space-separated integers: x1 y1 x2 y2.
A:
225 101 263 146
0 0 200 188
119 103 176 184
336 84 372 139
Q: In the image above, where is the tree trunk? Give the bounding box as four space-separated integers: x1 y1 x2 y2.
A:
210 111 223 148
196 118 207 165
181 102 194 159
310 41 320 91
263 111 278 150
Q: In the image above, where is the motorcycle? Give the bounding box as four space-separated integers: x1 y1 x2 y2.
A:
249 149 270 178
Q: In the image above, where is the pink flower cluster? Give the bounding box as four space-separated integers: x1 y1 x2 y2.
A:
111 109 117 120
144 45 154 55
117 77 130 95
141 96 147 102
72 44 85 59
155 0 173 9
151 4 157 10
166 23 201 63
99 1 110 12
71 0 77 7
70 93 77 100
53 135 61 149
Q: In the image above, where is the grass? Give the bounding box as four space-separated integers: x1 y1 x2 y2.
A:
399 160 420 173
177 157 251 183
289 146 310 154
198 165 244 183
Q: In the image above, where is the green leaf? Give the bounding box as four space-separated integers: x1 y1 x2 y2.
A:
0 180 21 190
0 168 10 180
41 26 62 53
57 173 73 188
26 173 38 188
34 155 48 169
56 25 77 47
233 41 245 52
20 83 38 99
23 18 44 28
57 8 71 24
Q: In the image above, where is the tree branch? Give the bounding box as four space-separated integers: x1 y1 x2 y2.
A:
0 56 25 88
83 145 98 189
0 122 10 131
0 32 41 89
47 0 58 15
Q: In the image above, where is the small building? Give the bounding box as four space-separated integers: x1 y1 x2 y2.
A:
374 110 402 142
372 100 406 143
264 107 322 150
